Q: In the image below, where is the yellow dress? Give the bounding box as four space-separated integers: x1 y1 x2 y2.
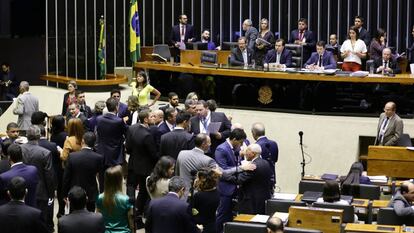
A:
130 82 154 106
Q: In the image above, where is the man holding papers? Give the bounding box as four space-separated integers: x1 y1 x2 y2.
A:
304 41 337 70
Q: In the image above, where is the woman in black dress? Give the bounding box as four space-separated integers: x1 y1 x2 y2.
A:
192 168 221 233
255 18 275 66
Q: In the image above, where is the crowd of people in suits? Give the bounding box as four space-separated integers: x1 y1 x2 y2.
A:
0 79 280 233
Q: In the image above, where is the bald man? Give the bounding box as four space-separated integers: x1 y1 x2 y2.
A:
374 102 403 146
388 181 414 216
266 216 284 233
374 47 401 75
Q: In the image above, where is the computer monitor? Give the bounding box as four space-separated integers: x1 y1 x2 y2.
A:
221 42 238 51
186 42 208 50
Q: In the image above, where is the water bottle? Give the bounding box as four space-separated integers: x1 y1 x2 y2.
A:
369 63 375 74
252 59 256 69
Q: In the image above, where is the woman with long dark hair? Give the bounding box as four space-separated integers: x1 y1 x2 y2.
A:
369 28 386 60
341 26 367 71
146 156 175 199
340 162 371 196
130 71 161 107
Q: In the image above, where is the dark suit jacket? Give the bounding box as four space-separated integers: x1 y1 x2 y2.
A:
189 111 232 155
61 92 71 116
0 163 38 207
125 124 158 176
304 51 337 70
118 102 129 118
79 104 93 118
160 128 194 159
232 157 273 214
256 136 279 164
230 47 255 66
0 200 48 233
58 209 105 233
145 193 199 233
169 24 195 45
359 27 371 46
288 29 316 61
159 104 181 114
158 121 173 136
0 159 10 174
38 138 59 189
96 113 127 167
215 141 238 196
62 148 103 201
21 142 54 200
263 48 293 67
373 58 401 74
244 26 259 50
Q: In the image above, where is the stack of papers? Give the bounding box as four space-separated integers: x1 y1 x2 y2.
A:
367 175 387 183
273 193 297 200
250 214 270 223
272 212 289 224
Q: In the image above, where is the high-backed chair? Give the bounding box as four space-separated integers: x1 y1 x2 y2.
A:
397 133 412 146
285 44 303 68
377 207 414 226
312 202 355 223
200 51 218 64
153 44 172 61
298 180 325 194
355 184 381 200
285 227 322 233
223 222 267 233
265 199 307 214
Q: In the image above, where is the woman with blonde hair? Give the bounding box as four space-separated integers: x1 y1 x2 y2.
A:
97 165 134 233
60 118 84 161
61 80 77 115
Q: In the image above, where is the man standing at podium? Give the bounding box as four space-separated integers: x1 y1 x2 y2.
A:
374 101 403 146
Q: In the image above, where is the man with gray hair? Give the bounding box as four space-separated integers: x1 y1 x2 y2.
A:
184 99 197 116
20 125 54 232
242 19 258 50
145 176 199 233
12 81 39 134
230 143 273 214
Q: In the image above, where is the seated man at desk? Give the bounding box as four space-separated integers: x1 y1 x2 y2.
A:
304 41 337 70
374 47 401 75
388 181 414 216
230 37 255 66
263 38 292 69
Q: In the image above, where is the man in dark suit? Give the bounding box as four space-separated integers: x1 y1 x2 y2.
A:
158 107 177 136
288 18 316 62
374 48 401 74
242 19 258 50
0 144 38 207
160 111 194 159
0 176 48 233
58 186 105 233
125 109 158 229
96 97 127 168
304 41 337 70
76 90 93 118
374 101 404 146
169 14 195 50
231 144 272 214
20 125 54 232
264 38 293 68
215 128 247 233
0 62 17 101
62 132 103 212
189 100 232 156
66 103 88 129
354 16 370 46
159 92 181 114
230 37 255 66
145 176 199 233
110 89 129 118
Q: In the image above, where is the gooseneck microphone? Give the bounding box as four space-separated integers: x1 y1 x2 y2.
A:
299 131 303 145
299 131 305 178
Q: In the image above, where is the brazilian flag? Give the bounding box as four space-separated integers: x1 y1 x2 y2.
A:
98 17 106 80
129 0 141 62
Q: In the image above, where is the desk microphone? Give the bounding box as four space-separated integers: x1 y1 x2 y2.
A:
299 131 303 145
188 62 194 66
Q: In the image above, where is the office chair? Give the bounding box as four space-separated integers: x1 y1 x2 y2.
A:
153 44 172 60
298 180 325 194
285 44 303 68
397 133 412 146
285 227 322 233
223 222 267 233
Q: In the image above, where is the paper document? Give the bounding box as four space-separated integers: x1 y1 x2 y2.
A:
407 146 414 151
273 193 297 200
250 214 270 223
273 212 289 223
256 38 271 46
208 122 222 134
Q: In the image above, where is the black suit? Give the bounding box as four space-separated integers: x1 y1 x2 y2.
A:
145 193 199 233
0 200 48 233
78 104 93 118
158 121 173 137
62 148 103 212
125 124 158 216
159 104 181 114
359 27 371 46
373 58 401 74
189 111 232 156
160 128 194 159
230 47 255 66
169 24 195 46
58 209 105 233
232 157 273 214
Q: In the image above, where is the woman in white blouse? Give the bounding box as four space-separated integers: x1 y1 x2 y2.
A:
340 26 367 71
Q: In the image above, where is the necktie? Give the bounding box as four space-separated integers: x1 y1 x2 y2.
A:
201 118 209 133
382 117 389 130
318 55 322 67
181 25 185 41
299 31 303 41
384 61 388 69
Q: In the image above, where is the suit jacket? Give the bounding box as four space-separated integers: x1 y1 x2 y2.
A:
215 141 238 196
388 190 414 216
244 26 259 50
288 29 316 61
159 104 181 114
12 92 39 131
359 27 371 46
160 128 194 159
58 209 105 233
169 24 195 45
231 157 273 214
263 48 293 67
79 104 93 118
145 193 199 233
230 47 255 66
62 148 103 201
96 113 127 167
38 138 59 189
0 201 48 233
0 163 38 207
61 92 71 116
189 111 232 155
374 113 404 146
125 124 158 176
158 121 173 136
373 58 401 74
256 136 278 182
21 141 54 200
117 102 129 118
304 51 337 70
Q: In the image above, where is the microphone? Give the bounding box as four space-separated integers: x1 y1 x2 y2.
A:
299 131 303 145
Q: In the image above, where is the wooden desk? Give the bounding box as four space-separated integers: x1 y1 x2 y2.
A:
233 214 256 222
345 223 401 233
134 62 414 84
180 50 231 65
367 146 414 178
288 206 343 233
372 200 390 209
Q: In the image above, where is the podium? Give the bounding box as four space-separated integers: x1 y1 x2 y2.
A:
367 146 414 178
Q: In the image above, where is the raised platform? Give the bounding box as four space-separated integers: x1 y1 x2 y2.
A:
40 74 128 91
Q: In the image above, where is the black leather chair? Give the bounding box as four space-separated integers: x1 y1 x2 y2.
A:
298 180 325 194
397 133 412 146
312 202 355 223
265 199 307 215
223 222 267 233
285 227 322 233
343 183 381 200
200 51 218 64
377 207 414 226
285 44 303 68
153 44 172 61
